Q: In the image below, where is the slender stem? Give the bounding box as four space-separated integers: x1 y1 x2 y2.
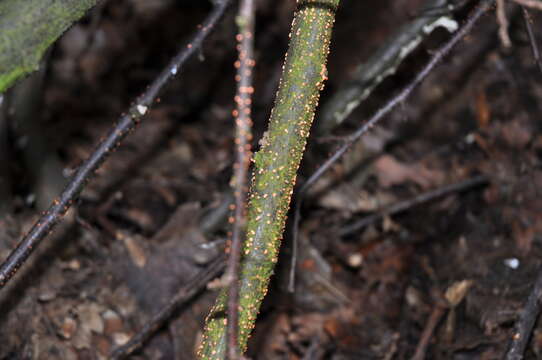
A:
505 265 542 360
0 0 232 289
198 1 340 358
339 175 488 236
290 0 495 290
226 0 255 358
108 191 234 359
411 302 447 360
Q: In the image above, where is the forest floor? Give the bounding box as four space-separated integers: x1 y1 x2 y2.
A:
1 0 542 359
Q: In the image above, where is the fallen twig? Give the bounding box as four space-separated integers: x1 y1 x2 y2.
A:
109 254 227 360
411 302 447 360
106 192 232 358
339 175 488 236
290 0 495 291
0 0 232 289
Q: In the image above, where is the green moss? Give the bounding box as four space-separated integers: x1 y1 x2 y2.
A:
197 0 340 358
0 0 96 93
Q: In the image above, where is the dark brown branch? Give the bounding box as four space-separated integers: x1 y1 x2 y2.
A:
339 175 488 236
505 266 542 360
289 0 495 291
522 7 542 74
0 0 232 289
109 254 227 360
226 0 255 358
411 302 447 360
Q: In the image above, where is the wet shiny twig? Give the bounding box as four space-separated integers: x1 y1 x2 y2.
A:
0 0 232 290
109 254 227 360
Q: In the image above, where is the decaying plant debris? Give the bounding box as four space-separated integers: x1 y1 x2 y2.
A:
1 0 542 359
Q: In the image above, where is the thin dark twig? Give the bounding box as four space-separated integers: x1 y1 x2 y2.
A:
227 0 255 358
289 0 494 292
109 254 227 360
522 7 542 74
339 175 488 236
505 265 542 360
411 302 447 360
511 0 542 11
0 0 232 289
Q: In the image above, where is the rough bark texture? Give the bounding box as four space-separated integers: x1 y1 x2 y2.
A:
197 0 340 358
0 0 97 93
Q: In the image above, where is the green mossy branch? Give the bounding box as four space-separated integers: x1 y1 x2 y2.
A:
0 0 97 93
197 0 340 358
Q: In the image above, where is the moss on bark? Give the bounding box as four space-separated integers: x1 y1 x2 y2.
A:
197 0 340 358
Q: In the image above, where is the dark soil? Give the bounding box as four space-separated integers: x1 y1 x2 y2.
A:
1 0 542 359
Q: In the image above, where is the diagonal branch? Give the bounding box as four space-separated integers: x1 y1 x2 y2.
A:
316 0 460 135
109 254 227 360
339 175 489 236
505 265 542 360
0 0 232 290
290 0 495 290
197 1 341 358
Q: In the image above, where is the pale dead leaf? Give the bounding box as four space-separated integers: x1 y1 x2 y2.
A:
445 280 473 307
374 155 444 189
318 185 395 212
